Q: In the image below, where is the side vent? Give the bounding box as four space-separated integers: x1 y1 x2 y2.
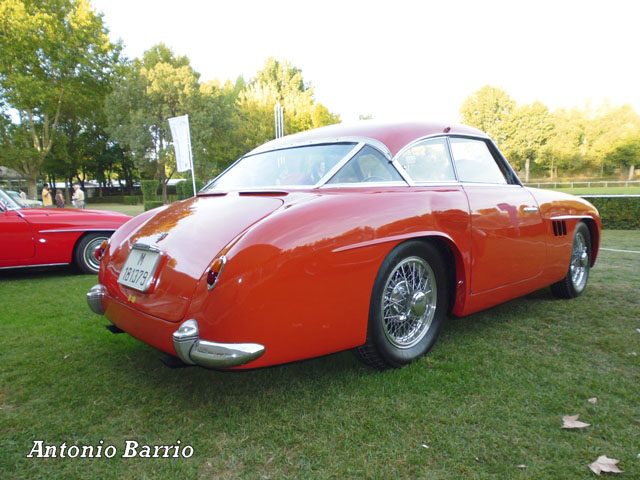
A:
552 220 568 237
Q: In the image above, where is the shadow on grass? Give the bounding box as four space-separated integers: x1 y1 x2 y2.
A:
0 264 88 280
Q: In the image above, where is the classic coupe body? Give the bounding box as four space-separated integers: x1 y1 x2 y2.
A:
0 189 131 274
87 121 600 370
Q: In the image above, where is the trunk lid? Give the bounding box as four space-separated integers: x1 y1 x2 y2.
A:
108 194 284 322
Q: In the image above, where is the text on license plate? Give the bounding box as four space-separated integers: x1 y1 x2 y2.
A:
117 247 162 292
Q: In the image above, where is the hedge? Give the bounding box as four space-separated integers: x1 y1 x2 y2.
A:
141 180 159 201
581 196 640 230
144 200 164 211
176 180 205 200
123 195 141 205
87 196 125 204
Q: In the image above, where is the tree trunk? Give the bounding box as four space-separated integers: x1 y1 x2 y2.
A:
525 157 530 182
629 164 636 181
27 173 38 200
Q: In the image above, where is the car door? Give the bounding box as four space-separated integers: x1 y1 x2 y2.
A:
0 202 35 261
449 137 546 293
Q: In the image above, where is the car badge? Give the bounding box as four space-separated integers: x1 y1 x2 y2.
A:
156 232 169 242
128 295 136 303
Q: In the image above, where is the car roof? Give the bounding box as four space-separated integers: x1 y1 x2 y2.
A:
249 120 488 158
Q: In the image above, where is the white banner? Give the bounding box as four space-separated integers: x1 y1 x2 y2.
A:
168 115 193 173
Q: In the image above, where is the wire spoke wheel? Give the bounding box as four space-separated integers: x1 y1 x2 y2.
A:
382 256 437 348
570 231 589 291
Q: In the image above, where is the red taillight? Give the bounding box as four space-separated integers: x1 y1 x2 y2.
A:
206 256 227 290
95 240 108 261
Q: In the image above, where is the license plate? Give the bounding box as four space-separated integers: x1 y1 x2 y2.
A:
117 246 162 292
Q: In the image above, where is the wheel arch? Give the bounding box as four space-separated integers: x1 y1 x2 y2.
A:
580 216 600 266
396 234 467 316
72 230 114 273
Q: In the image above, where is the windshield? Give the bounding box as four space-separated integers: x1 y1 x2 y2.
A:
0 189 22 210
204 143 357 191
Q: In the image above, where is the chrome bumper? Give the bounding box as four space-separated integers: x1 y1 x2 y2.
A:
173 319 265 368
86 285 264 368
87 284 107 315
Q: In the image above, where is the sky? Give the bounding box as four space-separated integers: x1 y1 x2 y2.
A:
91 0 640 124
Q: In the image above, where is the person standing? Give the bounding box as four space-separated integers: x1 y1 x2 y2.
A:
42 183 52 207
55 189 65 208
19 188 27 201
72 184 85 209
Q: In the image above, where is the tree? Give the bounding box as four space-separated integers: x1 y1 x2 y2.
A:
502 102 554 181
236 58 339 151
459 85 516 146
106 44 200 202
0 0 119 198
606 136 640 180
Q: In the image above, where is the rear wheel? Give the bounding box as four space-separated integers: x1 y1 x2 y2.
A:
551 222 591 299
74 233 110 274
354 240 448 369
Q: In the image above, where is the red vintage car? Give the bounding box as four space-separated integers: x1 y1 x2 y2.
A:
0 188 131 274
87 121 601 370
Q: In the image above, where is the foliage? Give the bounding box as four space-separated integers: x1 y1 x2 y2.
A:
1 229 639 478
0 0 119 197
123 195 141 205
461 86 640 180
583 196 640 229
143 200 164 211
106 44 200 202
141 179 159 200
459 86 515 145
236 57 340 153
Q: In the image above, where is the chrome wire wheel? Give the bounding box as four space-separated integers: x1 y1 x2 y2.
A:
570 231 589 292
381 256 437 349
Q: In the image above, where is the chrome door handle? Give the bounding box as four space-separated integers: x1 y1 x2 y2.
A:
523 206 538 213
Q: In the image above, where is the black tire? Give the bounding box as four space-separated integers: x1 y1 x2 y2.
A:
74 232 111 274
353 240 448 369
550 222 591 299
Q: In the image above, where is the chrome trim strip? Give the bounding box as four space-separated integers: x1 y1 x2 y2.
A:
40 228 118 234
523 207 539 213
314 142 365 188
319 181 409 189
249 135 393 159
130 242 164 254
0 262 68 270
172 319 265 368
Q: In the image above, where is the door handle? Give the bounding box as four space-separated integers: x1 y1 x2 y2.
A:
523 206 538 213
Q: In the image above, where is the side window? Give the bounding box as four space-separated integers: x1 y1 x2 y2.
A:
328 145 403 184
449 138 507 184
396 138 456 182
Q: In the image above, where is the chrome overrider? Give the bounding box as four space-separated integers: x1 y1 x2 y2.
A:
86 284 265 368
172 319 265 368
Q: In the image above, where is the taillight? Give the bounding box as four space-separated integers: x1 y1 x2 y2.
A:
95 240 108 261
206 256 227 290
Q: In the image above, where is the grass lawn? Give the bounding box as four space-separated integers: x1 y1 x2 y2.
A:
552 186 640 195
1 231 639 479
87 203 145 216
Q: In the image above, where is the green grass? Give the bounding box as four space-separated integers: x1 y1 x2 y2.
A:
538 186 640 195
88 202 144 216
1 231 639 479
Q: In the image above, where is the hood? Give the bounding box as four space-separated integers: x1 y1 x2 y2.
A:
106 193 284 322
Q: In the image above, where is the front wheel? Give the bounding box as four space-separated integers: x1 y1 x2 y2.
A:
74 233 111 274
551 222 591 299
354 241 448 369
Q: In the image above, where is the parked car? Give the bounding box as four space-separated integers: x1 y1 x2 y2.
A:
0 188 131 274
87 121 601 370
5 190 43 208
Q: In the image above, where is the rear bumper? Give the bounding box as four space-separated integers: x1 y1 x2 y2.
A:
86 284 265 369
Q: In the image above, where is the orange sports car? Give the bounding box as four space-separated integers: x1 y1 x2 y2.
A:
87 121 600 370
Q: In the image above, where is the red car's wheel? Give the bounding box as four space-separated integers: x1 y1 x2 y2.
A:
354 240 448 369
551 222 591 299
74 233 111 274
